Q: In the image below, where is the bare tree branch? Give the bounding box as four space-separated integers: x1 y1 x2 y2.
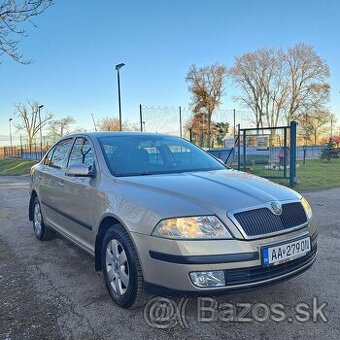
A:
285 43 330 123
47 116 76 141
229 44 330 131
14 100 53 146
298 110 332 145
0 0 53 64
229 48 289 129
96 117 137 132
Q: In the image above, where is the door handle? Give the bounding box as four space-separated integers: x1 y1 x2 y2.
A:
39 175 43 179
58 182 65 187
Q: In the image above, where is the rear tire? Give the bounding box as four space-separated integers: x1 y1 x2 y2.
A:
32 197 55 241
101 225 148 309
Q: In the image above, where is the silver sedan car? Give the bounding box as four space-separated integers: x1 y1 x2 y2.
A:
29 132 317 308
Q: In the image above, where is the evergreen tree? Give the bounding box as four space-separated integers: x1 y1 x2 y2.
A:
320 138 339 161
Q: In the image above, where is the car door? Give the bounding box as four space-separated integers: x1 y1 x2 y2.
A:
56 137 97 253
39 138 74 233
36 145 55 196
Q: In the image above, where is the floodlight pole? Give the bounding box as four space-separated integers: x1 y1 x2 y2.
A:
38 105 44 158
115 63 125 131
9 118 13 155
179 106 182 138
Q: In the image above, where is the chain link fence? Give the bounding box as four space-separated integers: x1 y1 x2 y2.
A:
140 105 254 139
140 105 191 137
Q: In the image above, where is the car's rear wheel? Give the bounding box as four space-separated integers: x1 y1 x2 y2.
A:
32 197 55 241
101 225 148 309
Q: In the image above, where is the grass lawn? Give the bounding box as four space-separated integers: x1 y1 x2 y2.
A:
248 158 340 192
294 158 340 191
0 158 339 192
0 159 38 176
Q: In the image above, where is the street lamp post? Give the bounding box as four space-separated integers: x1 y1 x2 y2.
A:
115 63 125 131
38 105 44 158
303 112 308 165
9 118 13 156
330 114 333 138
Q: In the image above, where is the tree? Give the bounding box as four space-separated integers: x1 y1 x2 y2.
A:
47 116 76 141
229 48 289 129
14 100 53 148
334 135 340 148
185 114 229 147
320 138 339 161
185 111 209 147
229 44 330 128
0 0 53 64
298 111 332 145
97 117 137 131
97 117 121 131
212 122 229 146
285 43 330 123
186 64 227 147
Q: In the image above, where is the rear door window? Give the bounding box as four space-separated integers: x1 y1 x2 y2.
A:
68 137 94 169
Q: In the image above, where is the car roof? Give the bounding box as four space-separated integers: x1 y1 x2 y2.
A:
65 131 177 139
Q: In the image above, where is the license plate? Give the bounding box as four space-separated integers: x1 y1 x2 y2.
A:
262 236 311 267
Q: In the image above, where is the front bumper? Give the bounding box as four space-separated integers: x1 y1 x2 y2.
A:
130 225 318 293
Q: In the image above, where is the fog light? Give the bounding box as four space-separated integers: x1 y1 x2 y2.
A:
189 270 225 288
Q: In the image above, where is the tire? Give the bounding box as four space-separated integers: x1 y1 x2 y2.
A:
101 225 148 309
32 197 55 241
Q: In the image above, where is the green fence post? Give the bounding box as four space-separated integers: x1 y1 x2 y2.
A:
289 121 297 187
283 127 287 178
243 129 246 171
237 125 241 170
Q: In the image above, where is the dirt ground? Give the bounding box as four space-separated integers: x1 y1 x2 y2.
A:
0 176 339 339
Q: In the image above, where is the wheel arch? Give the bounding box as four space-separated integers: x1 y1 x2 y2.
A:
95 214 141 272
29 190 38 221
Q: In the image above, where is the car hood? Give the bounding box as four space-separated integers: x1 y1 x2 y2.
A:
119 169 301 213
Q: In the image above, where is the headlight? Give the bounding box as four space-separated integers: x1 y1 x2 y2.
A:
152 216 233 239
301 197 312 221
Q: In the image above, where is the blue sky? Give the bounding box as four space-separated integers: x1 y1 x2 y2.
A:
1 0 340 141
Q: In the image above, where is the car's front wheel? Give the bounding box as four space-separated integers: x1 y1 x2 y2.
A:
101 225 148 309
32 197 55 241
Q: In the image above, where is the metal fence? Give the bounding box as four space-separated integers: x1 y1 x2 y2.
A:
236 122 297 186
1 143 51 161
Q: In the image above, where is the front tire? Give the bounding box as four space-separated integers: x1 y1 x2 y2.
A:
32 197 55 241
101 225 148 309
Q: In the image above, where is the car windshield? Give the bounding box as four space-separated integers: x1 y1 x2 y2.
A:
99 135 226 177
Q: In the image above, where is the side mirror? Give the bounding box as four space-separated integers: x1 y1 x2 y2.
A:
65 163 95 177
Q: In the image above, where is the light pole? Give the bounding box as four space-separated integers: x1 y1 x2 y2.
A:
330 114 333 138
143 121 146 132
91 113 97 131
179 106 182 138
38 105 44 157
9 118 13 156
303 112 308 165
115 63 125 131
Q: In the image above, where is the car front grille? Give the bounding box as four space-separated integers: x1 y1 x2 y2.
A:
224 244 317 286
233 202 307 237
